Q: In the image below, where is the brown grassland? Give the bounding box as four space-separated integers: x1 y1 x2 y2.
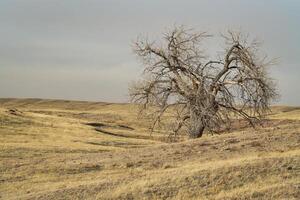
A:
0 98 299 199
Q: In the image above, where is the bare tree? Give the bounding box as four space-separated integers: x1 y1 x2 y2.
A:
129 26 278 138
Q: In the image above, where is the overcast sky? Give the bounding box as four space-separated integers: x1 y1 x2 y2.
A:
0 0 299 105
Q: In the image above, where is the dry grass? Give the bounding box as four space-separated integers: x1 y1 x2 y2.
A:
0 98 299 200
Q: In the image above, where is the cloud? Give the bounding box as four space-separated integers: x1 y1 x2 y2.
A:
0 0 299 104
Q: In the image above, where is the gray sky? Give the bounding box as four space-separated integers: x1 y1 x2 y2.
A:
0 0 299 105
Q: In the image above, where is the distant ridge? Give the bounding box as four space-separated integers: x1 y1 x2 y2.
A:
0 98 126 110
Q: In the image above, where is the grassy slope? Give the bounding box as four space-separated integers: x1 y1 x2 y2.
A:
0 98 299 200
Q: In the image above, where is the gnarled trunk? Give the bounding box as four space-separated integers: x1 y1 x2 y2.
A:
189 124 205 138
189 108 205 138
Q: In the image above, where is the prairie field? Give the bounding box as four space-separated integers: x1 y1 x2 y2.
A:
0 98 299 200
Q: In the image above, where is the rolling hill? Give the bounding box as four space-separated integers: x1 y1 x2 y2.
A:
0 98 299 199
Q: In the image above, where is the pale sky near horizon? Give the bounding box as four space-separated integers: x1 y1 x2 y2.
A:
0 0 299 105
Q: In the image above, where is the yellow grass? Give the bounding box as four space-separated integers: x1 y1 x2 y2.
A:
0 98 299 200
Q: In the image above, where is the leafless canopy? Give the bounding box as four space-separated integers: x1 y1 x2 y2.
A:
130 26 278 138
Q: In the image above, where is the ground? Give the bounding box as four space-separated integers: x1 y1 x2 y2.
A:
0 98 299 200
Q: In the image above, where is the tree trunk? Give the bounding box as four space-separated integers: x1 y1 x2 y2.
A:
189 124 205 138
189 106 206 138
